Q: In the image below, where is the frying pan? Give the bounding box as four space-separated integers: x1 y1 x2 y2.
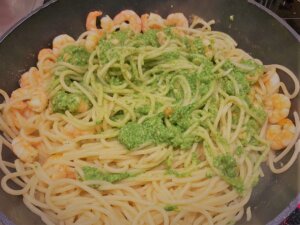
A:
0 0 299 224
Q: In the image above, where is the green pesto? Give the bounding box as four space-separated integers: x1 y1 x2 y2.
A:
98 39 116 63
51 91 90 114
57 45 90 66
110 110 125 121
189 38 205 55
161 51 180 61
191 152 201 165
133 29 159 47
118 122 149 149
206 98 219 122
235 146 244 156
169 104 195 130
215 134 230 152
246 119 260 136
142 115 174 143
165 154 174 168
166 168 190 178
109 30 130 46
221 61 250 96
82 166 131 183
241 59 264 84
109 76 124 86
164 205 178 212
135 105 150 116
248 136 262 147
250 105 267 125
205 170 213 178
194 57 215 83
118 109 199 150
225 177 244 193
213 154 244 193
221 77 235 96
213 154 238 178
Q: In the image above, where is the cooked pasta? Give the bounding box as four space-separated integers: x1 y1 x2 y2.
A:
0 10 299 225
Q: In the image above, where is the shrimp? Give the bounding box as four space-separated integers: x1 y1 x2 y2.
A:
37 48 56 75
38 48 54 61
52 34 75 55
8 108 35 130
12 136 38 163
266 118 296 150
43 155 76 179
10 88 30 110
85 30 103 52
86 11 102 31
141 13 165 32
113 10 142 33
165 13 189 28
51 164 76 179
27 89 48 113
19 67 42 88
101 15 115 33
10 88 48 113
264 93 291 124
262 70 280 94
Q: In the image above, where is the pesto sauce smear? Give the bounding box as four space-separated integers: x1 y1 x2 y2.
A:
82 166 132 183
57 45 90 66
48 28 267 190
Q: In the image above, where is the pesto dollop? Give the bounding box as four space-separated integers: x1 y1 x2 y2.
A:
57 45 90 66
51 91 91 114
82 166 131 183
118 106 200 150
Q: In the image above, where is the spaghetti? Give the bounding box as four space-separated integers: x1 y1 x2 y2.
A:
0 10 299 225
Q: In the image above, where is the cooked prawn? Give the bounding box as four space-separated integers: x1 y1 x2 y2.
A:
264 93 291 124
19 67 42 88
37 48 56 75
43 155 76 179
10 87 48 113
86 11 102 31
8 108 35 130
165 13 189 28
51 164 76 179
52 34 75 55
10 88 30 110
262 70 280 94
38 48 55 62
101 15 115 33
27 89 48 113
12 136 38 163
141 13 165 32
85 30 103 52
113 10 142 33
266 118 296 150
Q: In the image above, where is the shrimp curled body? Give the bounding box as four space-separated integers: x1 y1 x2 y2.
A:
262 70 280 95
264 93 291 124
266 118 296 150
141 13 165 32
12 136 38 163
86 11 103 31
113 10 142 33
165 13 189 28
